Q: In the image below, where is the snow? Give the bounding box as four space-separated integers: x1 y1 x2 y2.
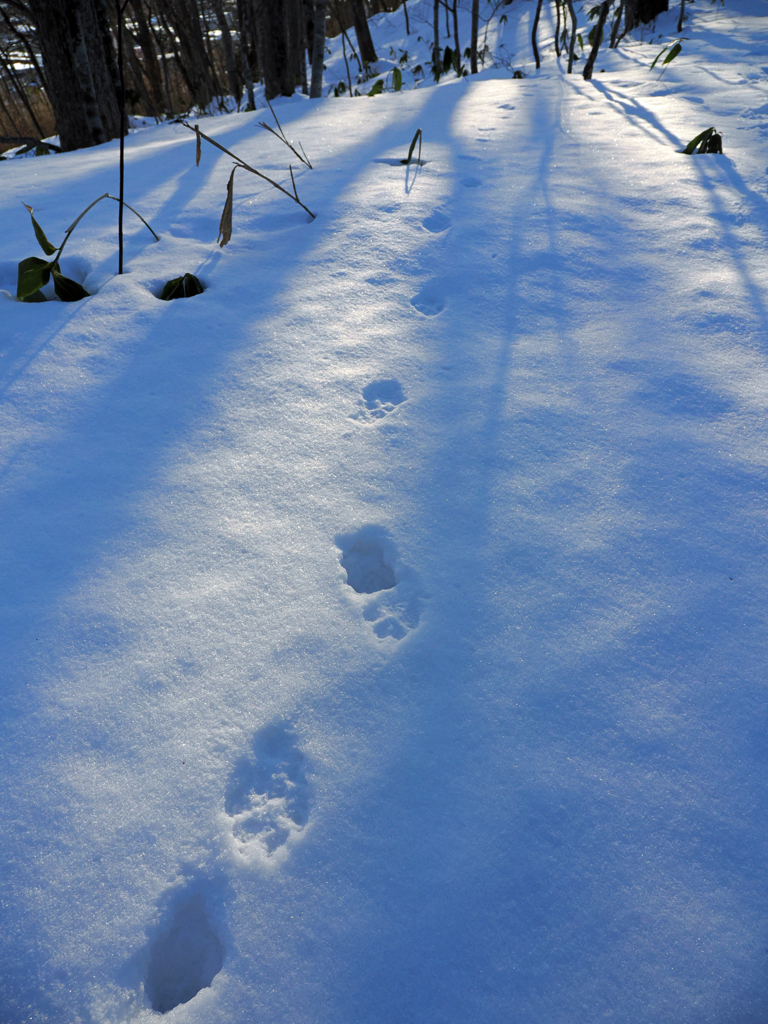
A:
2 0 768 1020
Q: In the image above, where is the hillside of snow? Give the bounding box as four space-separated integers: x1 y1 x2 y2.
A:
3 1 768 1021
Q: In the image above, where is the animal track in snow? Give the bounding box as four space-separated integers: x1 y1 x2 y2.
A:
337 526 424 640
410 281 445 316
225 722 309 859
461 177 482 188
422 211 452 233
351 379 406 422
145 891 224 1014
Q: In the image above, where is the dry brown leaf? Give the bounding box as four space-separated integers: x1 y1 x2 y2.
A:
217 166 237 247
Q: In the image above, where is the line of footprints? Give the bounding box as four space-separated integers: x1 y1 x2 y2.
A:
142 378 424 1015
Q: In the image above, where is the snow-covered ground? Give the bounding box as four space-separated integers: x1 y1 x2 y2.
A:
3 1 768 1021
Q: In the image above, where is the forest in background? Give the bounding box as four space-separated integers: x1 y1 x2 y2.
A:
0 0 670 155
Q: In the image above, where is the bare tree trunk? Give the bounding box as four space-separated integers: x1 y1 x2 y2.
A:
237 0 256 107
254 0 293 100
566 0 577 71
610 1 624 45
432 0 440 77
0 49 45 135
531 0 543 69
348 0 376 65
451 0 460 74
131 0 166 113
211 0 241 105
470 0 479 72
163 0 215 109
582 0 609 79
403 0 409 34
677 0 685 32
554 0 561 57
27 0 121 150
285 0 303 89
309 0 326 96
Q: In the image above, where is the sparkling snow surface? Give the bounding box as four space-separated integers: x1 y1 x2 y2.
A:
2 1 768 1021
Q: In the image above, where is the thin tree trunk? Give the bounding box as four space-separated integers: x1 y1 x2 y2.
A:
0 50 45 135
582 0 609 79
0 6 48 93
123 21 157 115
451 0 460 74
403 0 409 34
432 0 440 77
531 0 543 69
348 0 376 65
237 0 256 107
199 2 224 105
566 0 576 73
164 0 215 110
470 0 479 72
554 0 561 57
71 0 107 144
211 0 241 105
309 0 326 95
677 0 685 32
610 1 624 45
131 0 166 112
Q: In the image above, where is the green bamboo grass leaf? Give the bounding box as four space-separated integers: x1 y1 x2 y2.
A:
662 41 682 65
368 79 384 96
400 128 422 165
650 44 669 70
159 273 204 300
52 270 89 302
393 67 403 91
683 127 715 154
17 255 52 299
23 204 57 256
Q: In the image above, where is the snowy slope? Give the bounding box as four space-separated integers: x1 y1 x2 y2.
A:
3 1 768 1022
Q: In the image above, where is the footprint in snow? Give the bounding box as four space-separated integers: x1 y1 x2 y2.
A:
461 177 482 188
351 379 406 422
410 282 445 316
144 888 225 1014
224 722 310 860
422 210 452 233
337 526 424 641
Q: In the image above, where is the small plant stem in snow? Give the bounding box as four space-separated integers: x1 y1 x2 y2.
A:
184 121 315 219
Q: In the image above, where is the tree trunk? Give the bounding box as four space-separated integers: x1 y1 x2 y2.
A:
211 0 242 104
432 0 440 77
254 0 293 100
531 0 543 69
285 0 303 89
470 0 479 73
162 0 215 109
309 0 326 96
348 0 376 65
582 0 609 79
28 0 121 150
451 0 460 74
566 0 577 72
554 0 561 57
131 0 166 113
237 0 256 108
